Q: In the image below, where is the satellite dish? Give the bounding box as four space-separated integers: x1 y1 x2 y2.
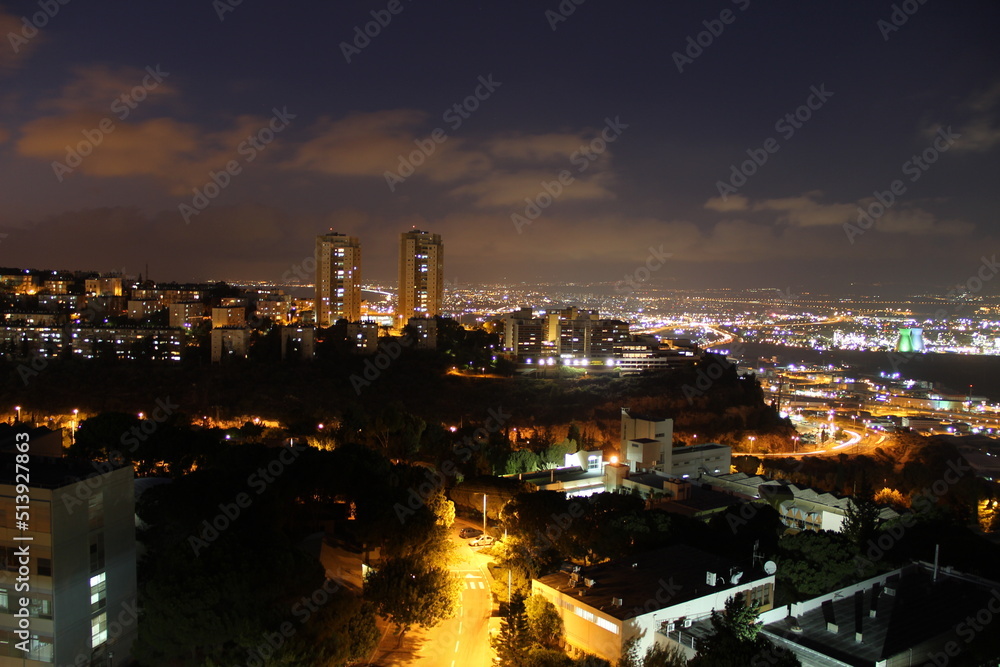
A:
764 561 777 575
731 572 743 584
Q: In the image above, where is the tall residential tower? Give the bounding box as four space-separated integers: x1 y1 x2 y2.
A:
396 230 443 328
315 232 361 325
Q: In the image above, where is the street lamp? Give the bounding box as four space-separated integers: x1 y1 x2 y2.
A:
482 494 488 535
72 409 79 445
792 435 799 453
748 436 756 450
14 406 20 424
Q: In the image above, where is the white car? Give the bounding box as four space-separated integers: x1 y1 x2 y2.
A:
469 535 495 547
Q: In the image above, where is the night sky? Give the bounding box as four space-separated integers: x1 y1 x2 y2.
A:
1 0 998 292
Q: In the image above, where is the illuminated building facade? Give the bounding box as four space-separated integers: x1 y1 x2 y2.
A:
0 454 137 666
315 232 362 326
896 327 925 353
396 230 443 328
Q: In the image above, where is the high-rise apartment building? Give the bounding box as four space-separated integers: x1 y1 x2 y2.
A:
315 233 361 326
396 230 443 328
0 445 137 666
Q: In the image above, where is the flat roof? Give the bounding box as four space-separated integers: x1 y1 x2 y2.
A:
623 409 671 423
764 567 1000 664
672 443 729 454
536 544 770 621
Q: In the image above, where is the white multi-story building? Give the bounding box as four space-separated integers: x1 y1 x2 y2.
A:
0 449 136 666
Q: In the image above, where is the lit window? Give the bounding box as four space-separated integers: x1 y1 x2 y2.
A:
91 612 108 648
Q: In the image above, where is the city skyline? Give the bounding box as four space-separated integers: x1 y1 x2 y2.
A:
0 2 998 292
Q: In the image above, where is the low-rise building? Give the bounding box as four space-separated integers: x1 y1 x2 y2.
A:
210 327 249 362
280 326 315 360
759 562 1000 667
705 473 899 532
532 544 775 663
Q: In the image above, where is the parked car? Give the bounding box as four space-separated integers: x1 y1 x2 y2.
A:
459 527 482 538
469 535 495 547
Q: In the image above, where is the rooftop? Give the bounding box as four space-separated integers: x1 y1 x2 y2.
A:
535 544 770 621
764 566 1000 665
673 443 729 455
0 452 127 489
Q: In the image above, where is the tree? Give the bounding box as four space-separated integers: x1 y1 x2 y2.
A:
637 642 687 667
526 594 563 649
493 594 532 667
842 490 881 549
364 555 461 633
688 595 800 667
733 455 762 476
778 531 866 597
874 487 906 507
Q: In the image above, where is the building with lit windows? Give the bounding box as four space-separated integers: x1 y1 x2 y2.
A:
315 232 362 326
211 307 246 329
167 302 206 330
280 326 315 360
69 327 182 362
0 451 136 666
532 544 775 664
396 230 443 329
500 308 550 359
83 276 122 297
405 317 438 349
210 327 249 363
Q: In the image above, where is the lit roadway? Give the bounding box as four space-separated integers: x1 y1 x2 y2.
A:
641 323 736 346
410 518 494 667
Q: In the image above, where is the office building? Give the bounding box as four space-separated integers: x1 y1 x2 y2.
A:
396 230 443 328
315 232 362 326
